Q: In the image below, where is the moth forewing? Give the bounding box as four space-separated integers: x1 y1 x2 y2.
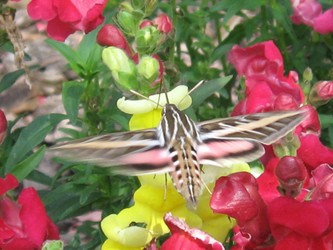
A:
198 109 308 144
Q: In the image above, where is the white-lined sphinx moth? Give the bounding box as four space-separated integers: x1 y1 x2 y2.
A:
50 102 307 207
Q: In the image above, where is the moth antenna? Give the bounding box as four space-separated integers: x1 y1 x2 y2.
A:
178 80 206 107
188 80 206 96
156 80 163 109
161 81 170 105
130 89 163 108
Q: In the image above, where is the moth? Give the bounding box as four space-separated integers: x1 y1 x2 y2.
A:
50 95 307 207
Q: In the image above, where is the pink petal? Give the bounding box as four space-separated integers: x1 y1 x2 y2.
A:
268 197 329 238
228 40 283 77
163 213 224 250
18 188 49 247
313 8 333 34
210 174 259 223
290 0 322 26
27 0 57 21
46 17 76 41
53 0 81 22
0 174 19 196
297 134 333 169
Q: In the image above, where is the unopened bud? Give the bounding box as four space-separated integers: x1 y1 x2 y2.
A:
275 156 307 198
137 56 160 85
117 10 143 36
102 47 139 90
97 24 132 56
309 81 333 107
153 14 173 34
135 26 161 54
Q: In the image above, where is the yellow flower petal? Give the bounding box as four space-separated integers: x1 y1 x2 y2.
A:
129 109 162 130
134 184 185 212
201 215 235 242
101 212 152 247
138 174 173 188
101 239 142 250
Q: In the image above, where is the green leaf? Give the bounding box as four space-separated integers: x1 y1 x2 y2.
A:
10 146 45 181
62 81 86 124
190 76 232 108
26 169 54 186
210 43 234 63
5 114 66 170
0 69 25 94
45 39 82 74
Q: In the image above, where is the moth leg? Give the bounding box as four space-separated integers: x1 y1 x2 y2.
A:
200 166 212 195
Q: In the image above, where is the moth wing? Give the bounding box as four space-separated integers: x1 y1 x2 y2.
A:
198 109 307 145
197 139 264 166
49 129 173 175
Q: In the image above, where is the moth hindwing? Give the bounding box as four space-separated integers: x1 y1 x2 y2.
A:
50 105 307 206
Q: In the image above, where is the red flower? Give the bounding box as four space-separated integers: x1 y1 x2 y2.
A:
27 0 107 41
210 172 271 245
268 196 333 250
313 8 333 34
309 164 333 199
295 105 321 135
161 213 224 250
290 0 333 34
297 134 333 169
290 0 322 26
97 24 132 56
0 109 7 145
229 41 304 114
0 175 59 249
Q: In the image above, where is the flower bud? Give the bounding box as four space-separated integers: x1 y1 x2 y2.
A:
131 0 145 9
303 67 313 82
309 81 333 107
139 20 154 29
102 47 139 90
0 109 7 145
144 0 157 16
153 14 173 34
275 156 307 198
97 24 132 56
135 26 161 54
117 10 143 36
137 56 160 85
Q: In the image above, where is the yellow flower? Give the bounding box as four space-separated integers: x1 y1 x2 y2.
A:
101 174 202 249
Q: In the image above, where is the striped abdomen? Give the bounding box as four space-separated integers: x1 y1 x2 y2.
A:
159 104 203 206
